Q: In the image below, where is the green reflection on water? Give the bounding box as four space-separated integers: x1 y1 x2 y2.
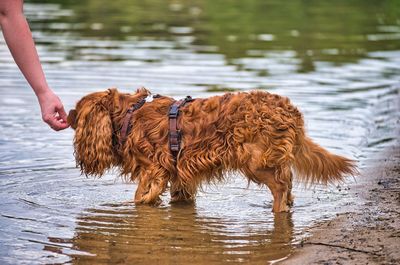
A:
26 0 400 72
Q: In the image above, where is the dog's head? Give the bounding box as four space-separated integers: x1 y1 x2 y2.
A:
68 88 149 176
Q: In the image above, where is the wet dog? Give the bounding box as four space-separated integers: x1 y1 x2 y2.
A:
68 88 357 212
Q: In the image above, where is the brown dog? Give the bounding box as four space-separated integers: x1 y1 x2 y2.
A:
68 88 357 212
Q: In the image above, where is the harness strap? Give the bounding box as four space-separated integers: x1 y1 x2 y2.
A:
119 94 162 149
120 98 146 147
168 96 193 161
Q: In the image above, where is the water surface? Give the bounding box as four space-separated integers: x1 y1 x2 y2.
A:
0 1 399 264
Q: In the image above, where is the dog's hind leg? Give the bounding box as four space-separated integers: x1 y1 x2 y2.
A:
134 166 169 205
245 165 293 213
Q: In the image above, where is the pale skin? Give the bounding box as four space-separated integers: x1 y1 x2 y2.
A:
0 0 68 130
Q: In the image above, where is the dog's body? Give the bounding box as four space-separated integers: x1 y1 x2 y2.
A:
68 88 356 212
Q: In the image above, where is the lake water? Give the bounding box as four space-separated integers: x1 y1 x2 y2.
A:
0 0 399 264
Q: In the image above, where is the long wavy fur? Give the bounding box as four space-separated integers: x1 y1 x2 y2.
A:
68 88 357 212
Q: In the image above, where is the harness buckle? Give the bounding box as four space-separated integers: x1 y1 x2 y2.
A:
169 105 180 118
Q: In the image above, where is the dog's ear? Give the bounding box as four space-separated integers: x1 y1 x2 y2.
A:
67 109 77 129
73 96 115 176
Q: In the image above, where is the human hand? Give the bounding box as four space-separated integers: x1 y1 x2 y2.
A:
36 89 69 131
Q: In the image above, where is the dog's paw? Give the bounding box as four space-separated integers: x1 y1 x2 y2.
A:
134 194 162 206
170 197 194 204
170 190 194 204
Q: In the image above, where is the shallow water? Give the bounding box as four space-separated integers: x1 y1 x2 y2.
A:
0 1 399 264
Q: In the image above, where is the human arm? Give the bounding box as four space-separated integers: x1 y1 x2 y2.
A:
0 0 68 130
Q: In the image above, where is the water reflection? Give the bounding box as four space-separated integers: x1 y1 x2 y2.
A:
26 0 400 72
51 204 294 264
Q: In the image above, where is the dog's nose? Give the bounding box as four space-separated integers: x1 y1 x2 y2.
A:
67 109 78 129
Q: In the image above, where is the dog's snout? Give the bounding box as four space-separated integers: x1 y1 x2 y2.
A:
67 109 78 129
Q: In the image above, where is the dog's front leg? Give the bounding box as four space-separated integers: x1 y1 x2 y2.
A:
169 174 198 203
134 166 169 205
170 186 194 203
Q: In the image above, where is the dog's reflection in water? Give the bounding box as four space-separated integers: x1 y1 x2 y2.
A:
48 203 295 264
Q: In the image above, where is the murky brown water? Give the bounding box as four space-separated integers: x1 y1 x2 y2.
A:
0 1 399 264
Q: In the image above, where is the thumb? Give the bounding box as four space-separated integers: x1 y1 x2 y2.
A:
57 105 68 123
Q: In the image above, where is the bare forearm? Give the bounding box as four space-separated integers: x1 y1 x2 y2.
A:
0 0 49 96
0 0 68 130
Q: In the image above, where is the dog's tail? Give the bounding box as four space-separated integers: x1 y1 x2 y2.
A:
292 130 357 185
